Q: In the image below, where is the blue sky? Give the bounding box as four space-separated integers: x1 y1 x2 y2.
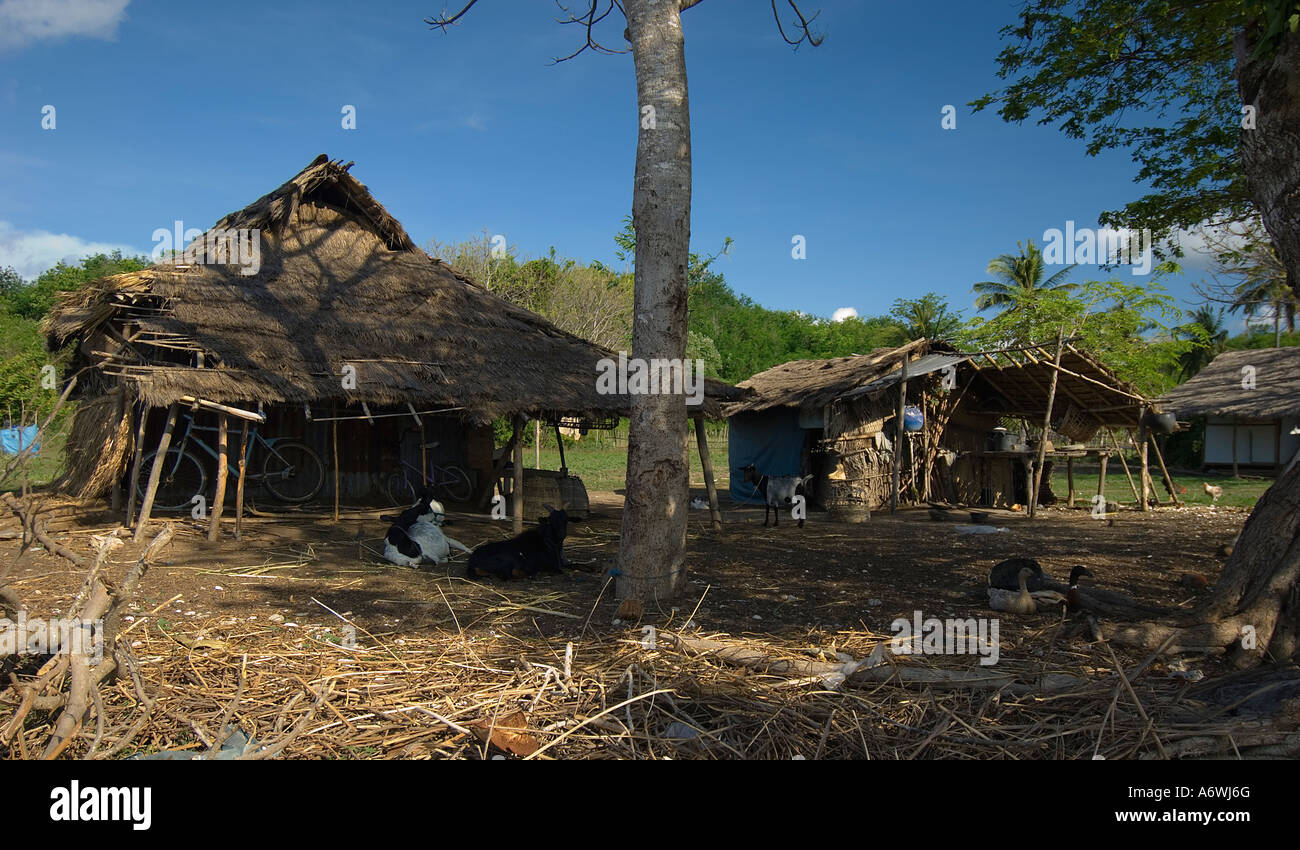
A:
0 0 1226 327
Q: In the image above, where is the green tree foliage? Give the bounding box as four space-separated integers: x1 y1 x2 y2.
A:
973 240 1077 318
0 310 51 422
1 251 150 321
1176 305 1229 379
971 1 1255 244
890 293 964 342
963 276 1193 395
0 254 147 422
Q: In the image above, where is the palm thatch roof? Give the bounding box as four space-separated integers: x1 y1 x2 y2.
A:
1158 347 1300 419
727 339 940 415
727 338 1149 428
44 155 740 423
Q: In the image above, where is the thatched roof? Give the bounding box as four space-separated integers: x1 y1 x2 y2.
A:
1158 347 1300 419
45 155 740 423
728 339 939 415
728 338 1149 428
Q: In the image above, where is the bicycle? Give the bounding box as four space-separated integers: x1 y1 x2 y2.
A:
384 434 473 506
137 409 326 510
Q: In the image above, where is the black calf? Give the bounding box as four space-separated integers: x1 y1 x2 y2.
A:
467 507 569 581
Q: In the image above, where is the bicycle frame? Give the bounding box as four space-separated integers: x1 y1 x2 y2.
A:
165 413 300 485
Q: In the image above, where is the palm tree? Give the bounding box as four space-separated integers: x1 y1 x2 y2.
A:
1177 305 1229 379
973 239 1078 318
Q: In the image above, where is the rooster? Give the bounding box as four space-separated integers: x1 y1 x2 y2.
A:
1202 480 1224 506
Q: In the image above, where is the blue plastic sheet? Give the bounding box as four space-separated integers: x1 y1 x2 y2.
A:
0 425 38 455
727 409 806 504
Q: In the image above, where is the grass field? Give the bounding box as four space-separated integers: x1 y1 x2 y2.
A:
531 427 733 493
1046 465 1271 509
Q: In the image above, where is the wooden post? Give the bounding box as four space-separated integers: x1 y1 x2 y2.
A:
890 357 908 514
1231 417 1240 478
535 419 541 469
554 424 568 474
1107 430 1142 503
419 414 428 487
332 405 340 523
1138 416 1151 512
1030 327 1067 519
1150 435 1182 506
125 401 148 527
207 413 228 541
1066 457 1076 508
919 388 931 502
234 419 249 540
134 404 179 543
512 415 524 535
1097 454 1109 504
694 416 722 531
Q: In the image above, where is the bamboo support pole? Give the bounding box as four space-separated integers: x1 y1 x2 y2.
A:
512 415 524 535
125 402 148 527
235 420 249 539
134 404 179 543
1030 327 1066 519
694 416 723 531
207 413 228 541
890 357 908 514
332 406 340 523
1107 430 1142 503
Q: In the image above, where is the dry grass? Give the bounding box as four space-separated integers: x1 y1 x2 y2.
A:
4 581 1258 760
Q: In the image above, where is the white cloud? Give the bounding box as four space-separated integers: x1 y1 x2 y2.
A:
0 0 129 51
0 221 144 279
831 307 858 322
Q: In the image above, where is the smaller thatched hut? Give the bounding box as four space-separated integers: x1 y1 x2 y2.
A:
726 338 1153 514
1158 347 1300 471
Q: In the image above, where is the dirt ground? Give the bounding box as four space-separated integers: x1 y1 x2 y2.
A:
2 490 1248 667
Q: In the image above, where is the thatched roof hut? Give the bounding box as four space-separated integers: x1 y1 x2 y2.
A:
43 155 741 521
1158 347 1300 419
45 154 739 423
1157 348 1300 470
725 338 1153 512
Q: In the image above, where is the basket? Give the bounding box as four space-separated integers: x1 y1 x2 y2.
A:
1054 403 1100 443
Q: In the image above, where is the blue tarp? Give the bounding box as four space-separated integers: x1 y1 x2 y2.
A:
728 409 806 504
0 426 38 455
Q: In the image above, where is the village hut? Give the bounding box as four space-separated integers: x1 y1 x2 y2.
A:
44 155 741 536
727 338 1153 516
1157 347 1300 472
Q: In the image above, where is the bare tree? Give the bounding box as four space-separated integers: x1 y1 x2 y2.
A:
425 0 822 601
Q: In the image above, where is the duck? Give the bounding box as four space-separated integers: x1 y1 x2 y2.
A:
988 567 1039 614
988 557 1048 591
1066 565 1094 612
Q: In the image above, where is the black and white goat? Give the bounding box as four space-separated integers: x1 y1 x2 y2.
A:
741 464 812 528
467 506 569 581
382 488 471 568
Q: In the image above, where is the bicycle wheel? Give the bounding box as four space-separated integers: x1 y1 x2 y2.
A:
434 465 473 503
137 449 207 511
261 441 326 503
385 471 417 507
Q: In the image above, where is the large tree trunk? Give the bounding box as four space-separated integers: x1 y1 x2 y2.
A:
1236 24 1300 294
615 0 692 602
1156 22 1300 666
1109 461 1300 664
